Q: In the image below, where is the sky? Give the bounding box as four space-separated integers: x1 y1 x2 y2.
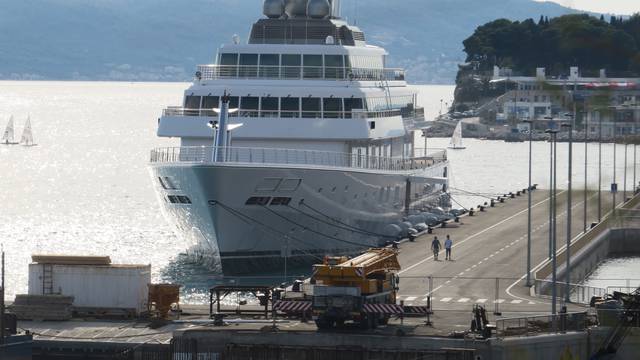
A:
541 0 638 15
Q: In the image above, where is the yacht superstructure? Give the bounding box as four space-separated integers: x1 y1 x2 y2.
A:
150 0 450 274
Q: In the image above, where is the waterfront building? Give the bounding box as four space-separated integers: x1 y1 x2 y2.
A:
492 66 640 137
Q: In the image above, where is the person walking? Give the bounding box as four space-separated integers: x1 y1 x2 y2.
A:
431 236 442 261
444 235 453 261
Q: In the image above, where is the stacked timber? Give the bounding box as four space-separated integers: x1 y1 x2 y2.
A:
10 294 74 321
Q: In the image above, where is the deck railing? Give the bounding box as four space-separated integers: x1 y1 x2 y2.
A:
161 108 405 120
150 146 447 172
196 65 405 82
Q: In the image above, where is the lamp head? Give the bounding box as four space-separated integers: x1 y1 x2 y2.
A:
208 120 219 129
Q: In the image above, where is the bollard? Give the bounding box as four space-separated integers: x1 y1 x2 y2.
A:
441 222 447 228
480 206 485 212
510 193 515 199
490 200 495 207
516 191 521 196
428 227 433 234
469 209 475 216
500 197 505 203
455 217 460 223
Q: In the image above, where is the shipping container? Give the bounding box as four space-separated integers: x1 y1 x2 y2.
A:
28 261 151 315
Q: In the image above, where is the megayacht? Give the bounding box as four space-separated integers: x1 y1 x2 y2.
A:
150 0 451 274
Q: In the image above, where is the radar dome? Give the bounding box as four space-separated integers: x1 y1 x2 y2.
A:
307 0 330 19
285 0 308 18
263 0 285 18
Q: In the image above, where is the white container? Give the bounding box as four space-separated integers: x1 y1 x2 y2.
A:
28 263 151 315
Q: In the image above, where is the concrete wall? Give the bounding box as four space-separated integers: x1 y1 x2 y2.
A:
176 328 640 360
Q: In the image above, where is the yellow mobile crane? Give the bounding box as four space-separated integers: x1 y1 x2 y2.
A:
311 248 402 330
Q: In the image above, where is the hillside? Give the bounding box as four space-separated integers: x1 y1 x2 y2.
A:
0 0 580 83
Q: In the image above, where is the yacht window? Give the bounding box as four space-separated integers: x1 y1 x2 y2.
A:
220 53 238 65
246 197 271 206
324 55 344 79
240 97 259 117
260 54 279 78
281 97 300 118
184 96 201 116
202 96 220 116
261 97 279 117
344 98 364 118
281 54 301 78
303 55 323 79
239 54 258 77
185 96 201 109
302 97 321 118
219 53 238 77
270 197 292 206
323 98 343 118
228 96 240 111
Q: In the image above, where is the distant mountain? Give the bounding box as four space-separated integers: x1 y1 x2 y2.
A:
0 0 583 83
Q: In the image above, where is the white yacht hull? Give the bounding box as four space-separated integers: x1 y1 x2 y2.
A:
151 162 448 274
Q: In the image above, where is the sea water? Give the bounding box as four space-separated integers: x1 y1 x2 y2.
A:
1 81 638 302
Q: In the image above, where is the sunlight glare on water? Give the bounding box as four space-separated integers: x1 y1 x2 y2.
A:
1 81 638 303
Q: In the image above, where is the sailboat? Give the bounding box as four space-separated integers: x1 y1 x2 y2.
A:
448 120 466 150
20 116 37 147
1 116 19 145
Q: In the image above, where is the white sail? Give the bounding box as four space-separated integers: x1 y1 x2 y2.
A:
448 121 465 149
1 116 17 144
20 116 35 146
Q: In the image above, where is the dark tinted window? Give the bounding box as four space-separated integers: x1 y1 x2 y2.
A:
185 96 201 109
260 54 279 65
261 97 279 117
323 98 343 118
246 197 271 206
228 96 239 109
239 54 258 65
303 55 323 79
302 97 321 118
270 197 292 206
344 98 364 118
241 97 259 109
281 54 301 66
324 55 344 67
281 97 300 118
202 96 219 116
219 53 238 65
304 55 322 66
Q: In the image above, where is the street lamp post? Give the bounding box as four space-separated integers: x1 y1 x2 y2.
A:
624 141 628 202
561 123 573 303
584 105 589 233
523 120 533 287
613 139 617 213
634 143 638 195
422 128 429 158
598 112 603 222
545 129 559 315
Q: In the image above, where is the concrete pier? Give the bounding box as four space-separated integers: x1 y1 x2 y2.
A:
16 188 640 359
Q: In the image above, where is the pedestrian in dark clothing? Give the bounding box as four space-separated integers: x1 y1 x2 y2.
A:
431 236 442 261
